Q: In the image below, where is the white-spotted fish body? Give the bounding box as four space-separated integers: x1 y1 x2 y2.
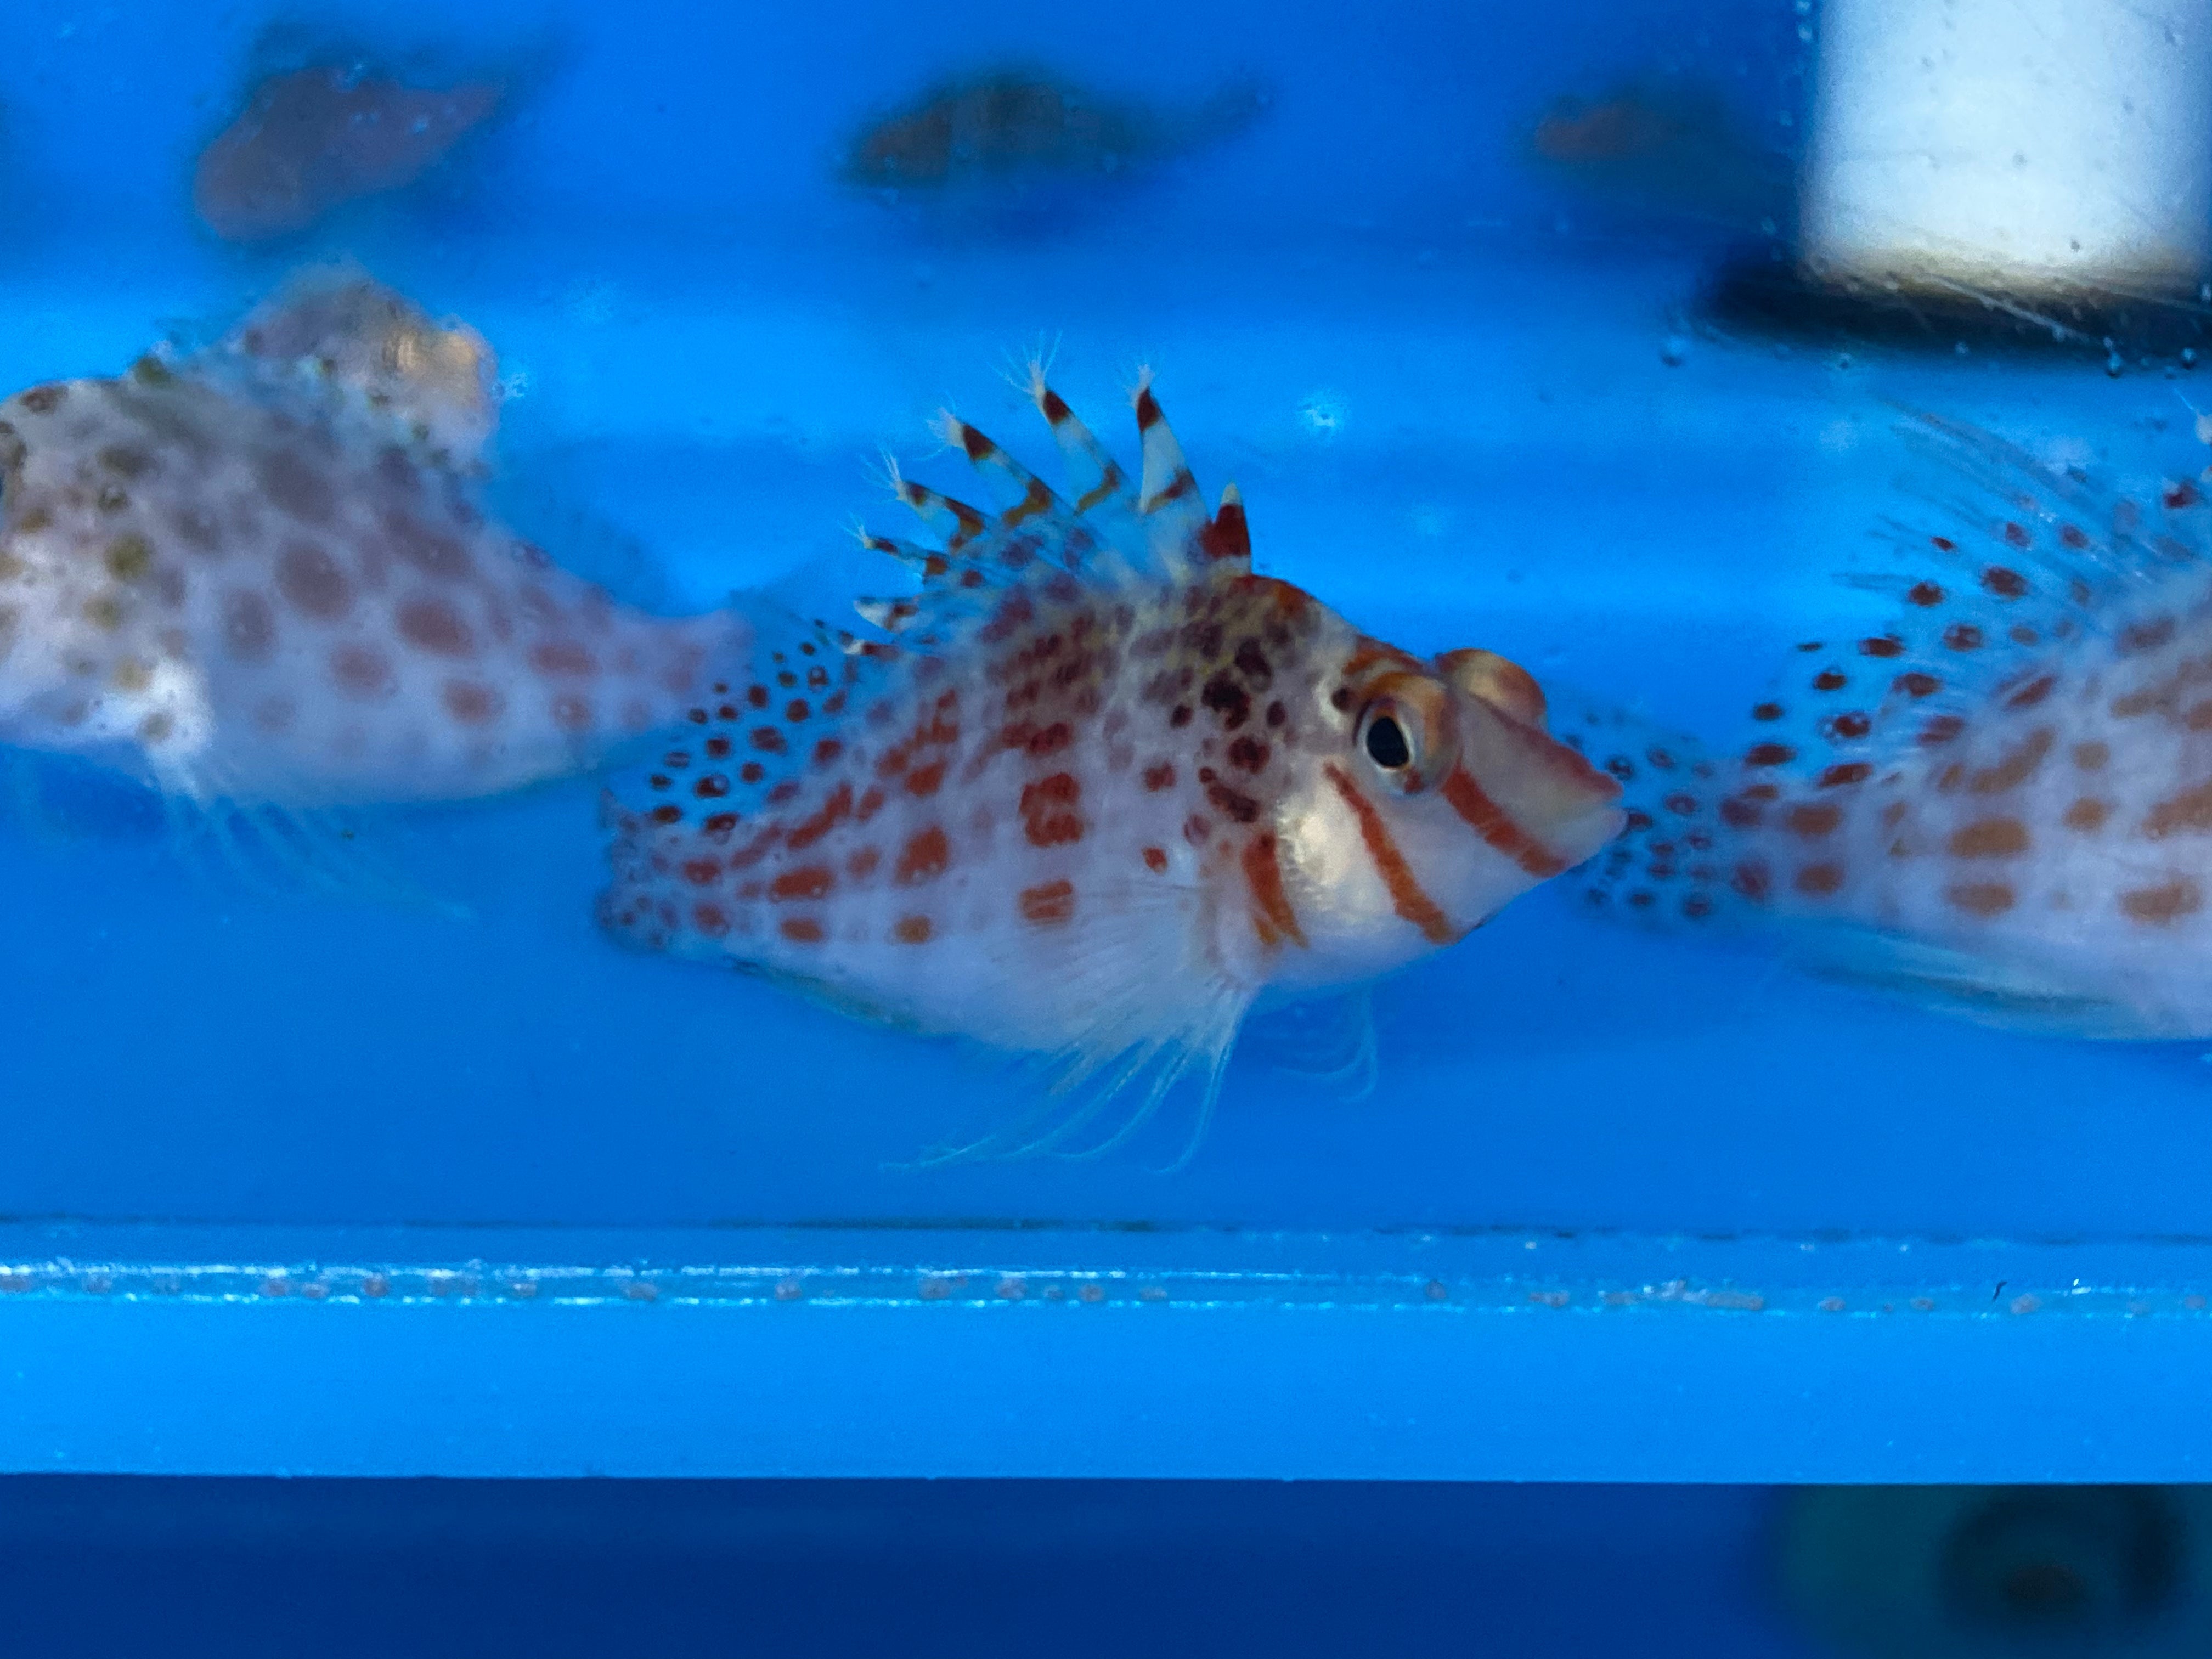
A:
600 375 1622 1139
1578 417 2212 1037
0 270 743 810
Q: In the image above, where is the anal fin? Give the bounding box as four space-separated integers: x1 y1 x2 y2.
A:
1787 923 2166 1039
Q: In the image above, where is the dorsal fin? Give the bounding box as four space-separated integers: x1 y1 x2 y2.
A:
1901 413 2203 605
1132 370 1206 527
934 413 1064 530
857 528 951 583
853 595 923 634
885 456 990 550
1724 414 2212 811
1197 481 1251 571
844 374 1247 670
1026 359 1130 514
218 267 498 463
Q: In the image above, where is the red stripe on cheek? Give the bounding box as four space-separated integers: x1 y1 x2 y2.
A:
1441 769 1567 879
1322 764 1454 946
1240 831 1308 949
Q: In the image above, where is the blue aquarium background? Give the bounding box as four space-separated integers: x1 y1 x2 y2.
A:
0 5 2209 1652
0 0 2196 1240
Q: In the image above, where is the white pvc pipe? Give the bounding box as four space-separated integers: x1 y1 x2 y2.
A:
1800 0 2212 300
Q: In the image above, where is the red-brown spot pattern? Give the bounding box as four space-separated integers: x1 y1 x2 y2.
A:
1946 882 2016 917
896 826 951 884
2123 879 2202 924
770 865 835 902
1019 772 1083 847
1018 879 1076 926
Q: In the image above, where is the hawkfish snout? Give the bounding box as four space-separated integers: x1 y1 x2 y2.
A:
1270 645 1622 989
1434 646 1624 876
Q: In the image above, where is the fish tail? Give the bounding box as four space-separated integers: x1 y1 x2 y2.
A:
596 597 883 958
595 783 676 955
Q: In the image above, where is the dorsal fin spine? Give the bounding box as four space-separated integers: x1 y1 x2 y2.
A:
1198 482 1250 569
1026 363 1128 513
1132 370 1201 520
934 412 1067 532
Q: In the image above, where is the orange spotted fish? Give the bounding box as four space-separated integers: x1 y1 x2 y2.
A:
1577 415 2212 1037
0 270 742 821
600 372 1623 1151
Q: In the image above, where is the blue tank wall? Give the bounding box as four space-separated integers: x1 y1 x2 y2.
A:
0 0 2201 1506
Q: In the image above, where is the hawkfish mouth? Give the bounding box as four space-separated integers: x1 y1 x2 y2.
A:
1280 708 1622 982
1445 693 1625 881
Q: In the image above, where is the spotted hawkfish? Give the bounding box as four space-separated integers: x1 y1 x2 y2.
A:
599 372 1624 1154
0 269 743 834
1577 415 2212 1039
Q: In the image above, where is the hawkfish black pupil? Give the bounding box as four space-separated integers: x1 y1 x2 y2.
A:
1364 714 1412 769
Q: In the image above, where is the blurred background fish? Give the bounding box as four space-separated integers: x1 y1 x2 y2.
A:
1527 74 1793 245
0 267 746 899
187 20 556 247
839 66 1267 235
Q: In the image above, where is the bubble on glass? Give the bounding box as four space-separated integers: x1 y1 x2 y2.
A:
1298 392 1347 441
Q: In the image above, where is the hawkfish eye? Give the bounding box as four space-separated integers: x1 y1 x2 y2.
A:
1353 672 1455 794
1364 715 1412 769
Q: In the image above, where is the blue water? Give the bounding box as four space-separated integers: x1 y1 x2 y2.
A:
0 0 2204 1249
10 13 2212 1581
